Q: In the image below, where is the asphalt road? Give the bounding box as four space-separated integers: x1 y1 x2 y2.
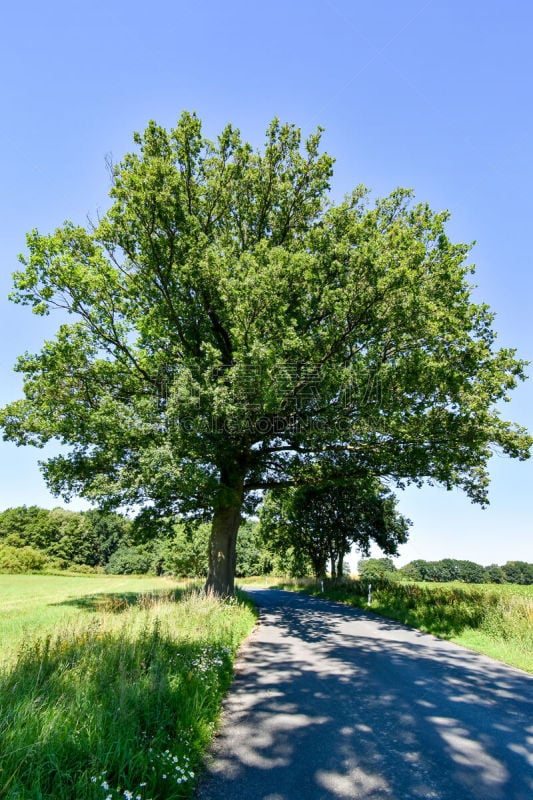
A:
196 588 533 800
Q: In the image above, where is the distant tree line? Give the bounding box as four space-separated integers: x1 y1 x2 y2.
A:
1 505 531 585
0 506 128 570
358 557 533 585
0 506 266 577
0 499 402 581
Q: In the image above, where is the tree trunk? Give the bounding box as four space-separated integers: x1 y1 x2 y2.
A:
330 553 337 580
205 460 247 596
336 550 345 579
312 552 327 580
205 504 241 596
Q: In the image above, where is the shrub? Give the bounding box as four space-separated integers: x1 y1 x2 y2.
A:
162 524 210 577
357 557 396 582
105 545 154 574
0 545 49 573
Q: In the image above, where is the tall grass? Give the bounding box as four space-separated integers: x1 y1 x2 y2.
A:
0 589 256 799
0 574 185 661
279 578 533 673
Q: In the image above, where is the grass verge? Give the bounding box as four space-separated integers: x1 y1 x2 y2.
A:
276 578 533 673
0 587 257 799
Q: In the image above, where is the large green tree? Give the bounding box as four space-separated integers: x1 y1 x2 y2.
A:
260 479 410 579
1 113 530 594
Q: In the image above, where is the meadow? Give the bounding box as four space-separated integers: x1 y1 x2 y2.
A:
0 574 256 799
277 578 533 673
0 574 184 661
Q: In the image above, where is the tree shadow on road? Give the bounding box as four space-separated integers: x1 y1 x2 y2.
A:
196 589 533 800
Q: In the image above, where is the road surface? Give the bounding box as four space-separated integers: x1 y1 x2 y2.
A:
196 588 533 800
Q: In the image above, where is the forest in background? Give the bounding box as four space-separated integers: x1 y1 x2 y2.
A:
0 505 531 584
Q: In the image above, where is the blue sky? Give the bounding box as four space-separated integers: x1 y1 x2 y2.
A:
0 0 531 566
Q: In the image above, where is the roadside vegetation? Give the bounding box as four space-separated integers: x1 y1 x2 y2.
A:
0 575 256 799
277 576 533 673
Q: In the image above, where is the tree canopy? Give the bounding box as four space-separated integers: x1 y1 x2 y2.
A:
1 112 531 594
0 505 129 566
357 557 397 583
260 479 410 579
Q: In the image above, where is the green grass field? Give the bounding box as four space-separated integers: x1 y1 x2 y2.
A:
277 578 533 673
0 573 187 664
0 574 257 799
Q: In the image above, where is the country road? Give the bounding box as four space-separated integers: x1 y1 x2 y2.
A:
196 588 533 800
